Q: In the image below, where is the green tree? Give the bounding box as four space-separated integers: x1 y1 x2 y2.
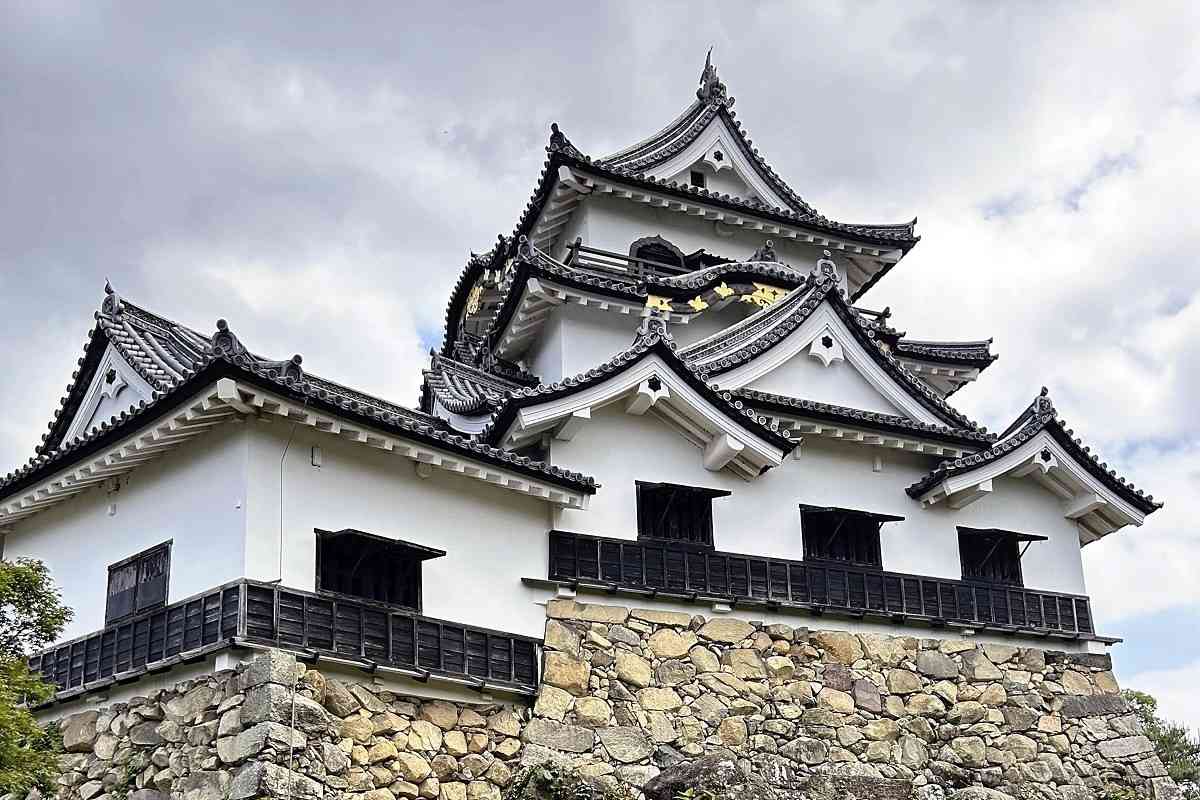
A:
1123 689 1200 798
0 558 73 796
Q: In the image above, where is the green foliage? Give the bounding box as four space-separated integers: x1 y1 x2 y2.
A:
0 559 72 796
505 764 632 800
1102 786 1142 800
1122 689 1200 799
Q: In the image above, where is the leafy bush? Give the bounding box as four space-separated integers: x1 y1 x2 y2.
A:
0 559 72 796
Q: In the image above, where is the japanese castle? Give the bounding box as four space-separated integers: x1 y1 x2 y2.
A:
1 55 1161 707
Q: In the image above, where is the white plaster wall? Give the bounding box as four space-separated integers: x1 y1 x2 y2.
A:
667 166 762 203
526 305 639 385
746 350 906 416
2 423 249 642
550 407 1088 597
242 420 553 638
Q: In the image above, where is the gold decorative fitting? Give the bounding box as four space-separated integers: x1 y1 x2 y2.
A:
646 295 673 312
687 296 710 312
741 283 788 308
465 283 485 316
713 282 735 299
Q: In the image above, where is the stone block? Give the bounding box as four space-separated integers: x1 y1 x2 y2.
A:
1060 693 1126 718
812 630 864 664
62 711 99 753
917 651 958 679
1098 735 1155 759
632 608 694 627
598 726 653 763
230 762 323 800
521 718 594 753
698 618 756 643
240 650 304 690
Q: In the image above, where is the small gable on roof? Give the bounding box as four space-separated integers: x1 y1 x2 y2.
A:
61 343 156 445
907 389 1162 542
486 318 795 480
679 253 983 432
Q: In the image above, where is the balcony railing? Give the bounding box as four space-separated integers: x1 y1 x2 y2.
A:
548 530 1095 637
563 239 693 282
28 580 540 697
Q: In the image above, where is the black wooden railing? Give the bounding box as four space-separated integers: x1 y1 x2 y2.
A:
563 239 692 281
28 580 540 696
548 531 1094 636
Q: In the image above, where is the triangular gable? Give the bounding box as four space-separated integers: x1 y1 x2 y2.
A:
61 342 156 445
907 389 1162 541
599 52 816 217
679 256 981 431
486 322 795 480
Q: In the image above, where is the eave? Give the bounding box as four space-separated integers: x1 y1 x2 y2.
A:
907 390 1161 542
525 157 913 301
486 329 795 480
736 387 994 457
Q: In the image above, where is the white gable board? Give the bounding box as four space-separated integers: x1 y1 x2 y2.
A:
695 304 942 425
62 343 156 445
644 114 789 209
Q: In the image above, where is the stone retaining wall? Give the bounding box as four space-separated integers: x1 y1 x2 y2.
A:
41 600 1181 800
49 651 529 800
531 599 1180 800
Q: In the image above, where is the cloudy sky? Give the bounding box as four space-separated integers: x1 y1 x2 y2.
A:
2 3 1198 726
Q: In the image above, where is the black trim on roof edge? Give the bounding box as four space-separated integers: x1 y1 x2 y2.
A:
482 326 796 454
735 388 995 449
905 389 1160 515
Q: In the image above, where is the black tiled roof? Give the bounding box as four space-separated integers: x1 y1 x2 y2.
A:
6 287 597 504
905 388 1161 515
895 338 998 369
735 388 995 449
677 260 983 432
483 322 796 453
422 354 528 416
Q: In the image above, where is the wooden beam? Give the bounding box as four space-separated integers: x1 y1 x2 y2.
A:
553 408 591 442
703 434 745 471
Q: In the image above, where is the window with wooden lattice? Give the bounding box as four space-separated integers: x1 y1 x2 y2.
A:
636 482 730 548
799 505 904 569
957 527 1046 587
105 542 171 623
315 529 446 610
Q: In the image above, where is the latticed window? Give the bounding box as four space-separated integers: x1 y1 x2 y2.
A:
958 527 1045 587
800 505 904 569
636 482 730 547
316 529 446 610
105 542 170 623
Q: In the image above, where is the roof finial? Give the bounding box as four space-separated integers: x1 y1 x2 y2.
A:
697 47 728 105
101 279 123 316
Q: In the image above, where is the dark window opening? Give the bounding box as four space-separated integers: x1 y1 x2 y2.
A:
800 505 903 569
316 529 446 610
629 236 686 273
690 170 707 188
636 482 731 547
958 527 1046 587
106 542 171 624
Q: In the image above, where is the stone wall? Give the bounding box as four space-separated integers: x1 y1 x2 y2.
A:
41 600 1182 800
532 599 1180 800
49 651 529 800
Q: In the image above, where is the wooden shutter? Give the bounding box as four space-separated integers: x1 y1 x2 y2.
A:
136 546 170 611
106 561 138 623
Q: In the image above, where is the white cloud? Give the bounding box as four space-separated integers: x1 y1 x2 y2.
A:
1125 660 1200 732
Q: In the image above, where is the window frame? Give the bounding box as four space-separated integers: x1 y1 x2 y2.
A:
798 504 904 570
956 526 1046 588
105 540 172 624
314 528 446 612
635 481 731 549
